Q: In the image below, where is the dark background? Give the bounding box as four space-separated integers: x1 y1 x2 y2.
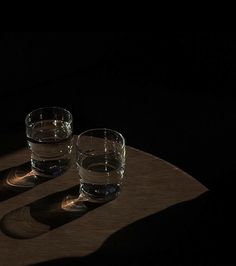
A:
1 32 236 262
1 31 236 190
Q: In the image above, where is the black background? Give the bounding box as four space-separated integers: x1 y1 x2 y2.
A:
1 32 236 263
1 31 236 189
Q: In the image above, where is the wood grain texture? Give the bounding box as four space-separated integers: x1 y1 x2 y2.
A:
0 145 207 265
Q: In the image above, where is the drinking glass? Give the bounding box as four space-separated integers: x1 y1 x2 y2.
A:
7 107 73 187
62 128 125 212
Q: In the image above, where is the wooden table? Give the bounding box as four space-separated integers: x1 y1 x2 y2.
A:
0 145 207 265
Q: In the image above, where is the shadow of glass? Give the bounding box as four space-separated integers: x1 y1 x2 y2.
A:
30 190 235 264
0 186 103 239
0 162 53 202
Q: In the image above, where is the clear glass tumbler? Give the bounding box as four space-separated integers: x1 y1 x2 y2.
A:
62 128 125 212
25 107 73 178
6 107 73 188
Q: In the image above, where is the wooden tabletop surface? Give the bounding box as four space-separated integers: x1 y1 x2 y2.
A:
0 145 207 265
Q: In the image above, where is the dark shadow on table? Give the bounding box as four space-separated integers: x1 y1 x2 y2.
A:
0 129 38 202
31 190 236 265
0 162 54 202
0 186 103 239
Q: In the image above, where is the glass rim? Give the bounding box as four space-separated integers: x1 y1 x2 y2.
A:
25 106 73 126
77 128 125 150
